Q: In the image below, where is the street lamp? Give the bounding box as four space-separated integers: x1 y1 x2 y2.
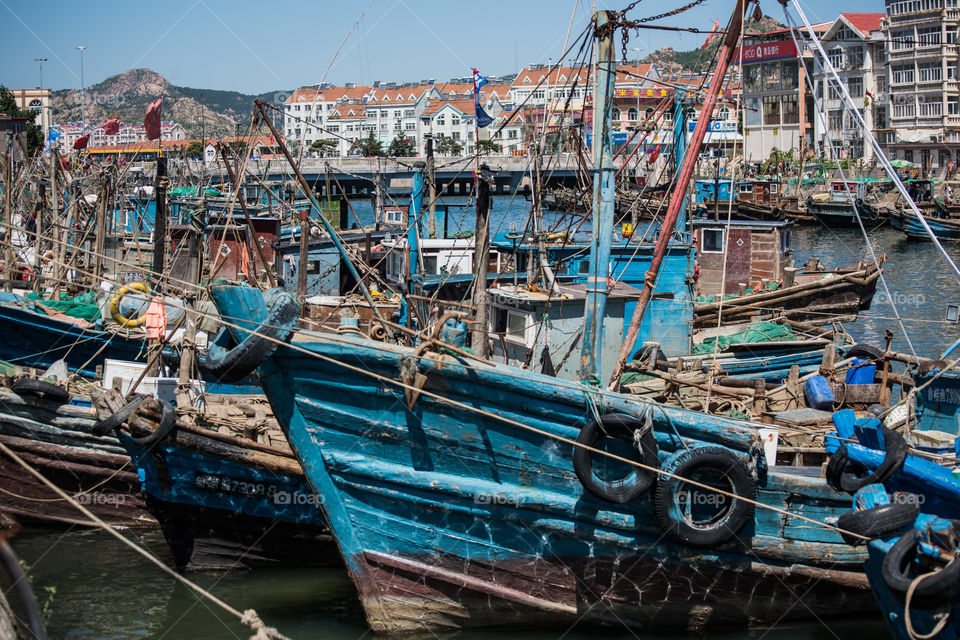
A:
630 47 644 128
75 46 87 127
33 58 47 89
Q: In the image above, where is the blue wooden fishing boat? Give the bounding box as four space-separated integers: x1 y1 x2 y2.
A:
207 8 878 633
0 292 147 378
103 392 338 571
806 180 886 228
822 405 960 639
897 209 960 241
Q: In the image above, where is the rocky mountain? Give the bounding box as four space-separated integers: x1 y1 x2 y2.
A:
50 69 287 138
641 16 787 74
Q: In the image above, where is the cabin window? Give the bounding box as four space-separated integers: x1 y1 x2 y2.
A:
423 255 438 274
506 310 533 346
701 228 724 253
738 184 753 193
384 208 404 225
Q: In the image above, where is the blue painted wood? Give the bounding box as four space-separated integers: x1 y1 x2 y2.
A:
865 534 960 640
900 211 960 241
210 284 874 634
0 298 145 377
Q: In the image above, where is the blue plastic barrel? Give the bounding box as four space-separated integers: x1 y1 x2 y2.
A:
845 358 877 385
804 375 835 410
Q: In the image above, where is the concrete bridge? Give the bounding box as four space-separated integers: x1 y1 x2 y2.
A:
205 154 629 198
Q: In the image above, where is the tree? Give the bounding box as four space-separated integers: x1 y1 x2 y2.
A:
184 140 205 159
309 139 339 157
388 135 416 157
435 134 462 156
0 85 43 155
350 130 383 157
476 138 502 155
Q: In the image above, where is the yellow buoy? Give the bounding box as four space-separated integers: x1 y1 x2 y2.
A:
109 282 151 328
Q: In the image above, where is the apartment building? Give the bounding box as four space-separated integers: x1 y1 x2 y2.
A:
884 0 960 173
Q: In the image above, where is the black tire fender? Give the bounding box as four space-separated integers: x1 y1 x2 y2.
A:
202 288 300 383
13 378 70 404
827 429 908 493
837 501 919 546
845 343 884 360
882 529 960 607
653 444 756 547
573 413 659 504
130 399 177 448
92 394 149 436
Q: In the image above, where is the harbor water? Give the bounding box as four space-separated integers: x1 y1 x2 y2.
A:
6 197 959 639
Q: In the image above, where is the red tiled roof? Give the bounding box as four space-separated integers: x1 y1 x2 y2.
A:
839 12 885 35
420 98 475 118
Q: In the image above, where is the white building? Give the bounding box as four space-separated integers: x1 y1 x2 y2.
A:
884 0 960 174
811 13 887 163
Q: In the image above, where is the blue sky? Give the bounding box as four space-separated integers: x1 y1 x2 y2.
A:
1 0 885 94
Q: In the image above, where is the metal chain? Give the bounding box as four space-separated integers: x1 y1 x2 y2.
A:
597 0 712 61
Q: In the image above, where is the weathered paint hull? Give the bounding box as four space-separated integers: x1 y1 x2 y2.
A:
0 390 154 527
864 539 960 640
118 427 338 571
808 202 885 228
212 285 873 634
898 211 960 240
0 301 145 378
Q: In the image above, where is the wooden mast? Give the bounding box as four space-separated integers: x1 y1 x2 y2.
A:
609 0 749 389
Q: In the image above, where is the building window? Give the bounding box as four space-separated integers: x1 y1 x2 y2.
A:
847 48 864 69
612 108 621 121
877 75 887 93
891 29 913 50
893 100 916 118
949 96 959 114
627 107 638 121
701 228 724 253
405 122 416 130
744 65 761 92
847 77 864 98
918 27 941 47
762 95 780 125
394 110 401 117
762 62 781 90
437 116 445 126
918 63 942 82
451 116 460 126
919 97 943 117
829 109 844 130
828 48 843 68
782 95 799 124
892 64 915 84
782 60 799 89
452 131 461 141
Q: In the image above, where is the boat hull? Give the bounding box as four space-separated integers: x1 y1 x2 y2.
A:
117 422 337 571
808 201 885 228
213 282 872 634
899 211 960 240
0 388 154 527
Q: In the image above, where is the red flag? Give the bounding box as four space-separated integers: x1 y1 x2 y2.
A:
144 97 162 141
701 20 720 49
73 134 89 150
103 118 120 135
648 143 662 164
